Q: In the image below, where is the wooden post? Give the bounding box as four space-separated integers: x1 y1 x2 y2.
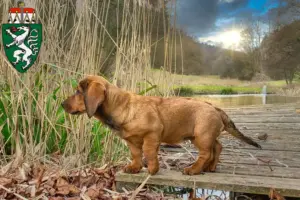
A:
229 191 236 200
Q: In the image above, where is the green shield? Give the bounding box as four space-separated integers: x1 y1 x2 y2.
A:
2 24 42 73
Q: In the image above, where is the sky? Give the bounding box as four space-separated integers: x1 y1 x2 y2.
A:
174 0 281 49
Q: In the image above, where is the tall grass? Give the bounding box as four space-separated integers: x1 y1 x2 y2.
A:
0 0 180 169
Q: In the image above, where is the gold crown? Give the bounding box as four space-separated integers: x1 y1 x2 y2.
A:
17 1 25 7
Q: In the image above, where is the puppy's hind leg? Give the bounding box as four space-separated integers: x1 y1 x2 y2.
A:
205 139 222 172
183 130 214 175
203 142 216 172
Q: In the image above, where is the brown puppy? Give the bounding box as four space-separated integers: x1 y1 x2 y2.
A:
62 75 261 175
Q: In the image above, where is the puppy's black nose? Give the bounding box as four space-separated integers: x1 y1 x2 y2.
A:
61 102 65 108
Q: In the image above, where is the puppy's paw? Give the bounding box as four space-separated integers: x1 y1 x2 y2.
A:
183 166 204 175
147 164 159 175
123 164 142 174
208 165 217 172
203 164 216 172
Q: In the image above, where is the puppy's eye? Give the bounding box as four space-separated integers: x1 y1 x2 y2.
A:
75 90 80 94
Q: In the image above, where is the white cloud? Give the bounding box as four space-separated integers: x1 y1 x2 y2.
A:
199 29 243 50
218 0 236 3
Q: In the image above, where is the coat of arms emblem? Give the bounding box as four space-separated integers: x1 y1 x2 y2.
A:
2 1 42 73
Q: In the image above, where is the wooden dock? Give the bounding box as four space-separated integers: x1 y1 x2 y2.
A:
116 103 300 198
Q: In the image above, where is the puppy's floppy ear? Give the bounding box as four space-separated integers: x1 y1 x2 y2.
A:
83 82 106 118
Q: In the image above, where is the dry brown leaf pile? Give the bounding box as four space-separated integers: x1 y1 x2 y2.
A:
0 163 173 200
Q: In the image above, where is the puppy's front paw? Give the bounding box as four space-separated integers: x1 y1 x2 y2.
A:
123 164 142 174
147 164 159 175
183 166 204 175
203 164 216 172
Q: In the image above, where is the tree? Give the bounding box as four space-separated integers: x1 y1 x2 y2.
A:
262 20 300 85
267 0 300 31
240 17 265 75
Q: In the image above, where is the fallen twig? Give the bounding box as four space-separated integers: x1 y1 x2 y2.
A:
0 185 28 200
129 175 151 200
122 187 130 195
103 188 119 194
182 146 196 161
257 158 273 171
275 159 289 168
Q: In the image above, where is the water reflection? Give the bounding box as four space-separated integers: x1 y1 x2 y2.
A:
193 94 299 108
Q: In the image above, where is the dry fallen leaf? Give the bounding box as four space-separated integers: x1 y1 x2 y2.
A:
69 184 81 195
0 161 13 176
80 176 97 188
56 177 69 187
104 172 111 179
56 185 71 195
66 198 81 200
48 187 56 196
85 187 100 198
93 168 105 175
49 197 64 200
269 188 286 200
0 177 13 187
36 166 45 189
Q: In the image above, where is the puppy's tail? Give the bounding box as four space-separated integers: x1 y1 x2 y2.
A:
214 106 262 149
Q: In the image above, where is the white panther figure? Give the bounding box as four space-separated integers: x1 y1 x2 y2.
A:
6 26 33 69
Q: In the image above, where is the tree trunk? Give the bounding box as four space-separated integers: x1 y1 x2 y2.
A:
289 68 295 84
284 66 289 85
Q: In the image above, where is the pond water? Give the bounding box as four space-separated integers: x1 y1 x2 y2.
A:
193 94 300 108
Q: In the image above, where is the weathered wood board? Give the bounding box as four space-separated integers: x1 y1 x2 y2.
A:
116 103 300 197
116 170 300 197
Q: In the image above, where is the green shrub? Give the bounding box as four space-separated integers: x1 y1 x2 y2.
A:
174 86 194 96
220 88 235 95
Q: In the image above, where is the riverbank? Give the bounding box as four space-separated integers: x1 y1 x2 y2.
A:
150 70 299 96
173 85 270 96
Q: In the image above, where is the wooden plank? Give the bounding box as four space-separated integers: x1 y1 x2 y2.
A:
220 134 300 144
226 111 295 115
163 151 300 168
224 108 298 113
231 117 300 123
219 138 300 151
222 103 299 110
235 123 300 130
232 107 298 111
161 148 300 167
218 155 299 168
182 141 300 152
224 106 296 111
222 143 300 152
215 164 300 179
229 114 299 118
161 147 300 157
236 129 300 137
116 169 300 197
162 147 300 159
222 102 299 109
